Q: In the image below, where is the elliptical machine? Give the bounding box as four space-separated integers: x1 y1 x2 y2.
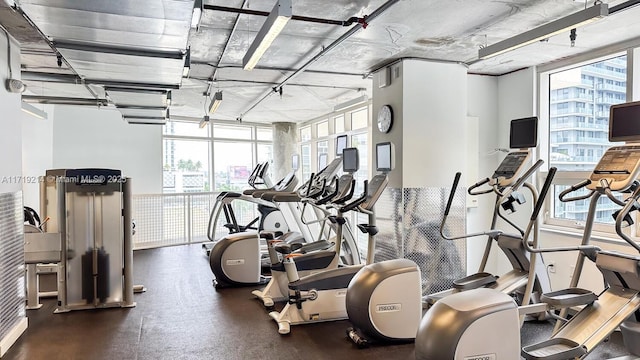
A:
416 101 640 360
425 117 551 309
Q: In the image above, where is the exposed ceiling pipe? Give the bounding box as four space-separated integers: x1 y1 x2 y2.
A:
192 61 365 77
191 76 366 91
203 4 366 27
12 5 101 100
239 0 400 120
204 0 248 96
610 0 640 14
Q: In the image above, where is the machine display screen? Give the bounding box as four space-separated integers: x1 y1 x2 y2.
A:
336 135 348 156
292 154 299 171
376 142 393 172
610 101 640 142
509 117 538 149
342 147 359 173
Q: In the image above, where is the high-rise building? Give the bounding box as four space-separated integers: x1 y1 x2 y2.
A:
549 55 627 223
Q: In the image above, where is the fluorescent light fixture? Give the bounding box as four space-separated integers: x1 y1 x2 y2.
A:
191 0 203 29
333 94 369 112
123 109 169 125
21 102 48 119
208 91 223 114
199 115 210 128
242 0 292 70
479 3 608 59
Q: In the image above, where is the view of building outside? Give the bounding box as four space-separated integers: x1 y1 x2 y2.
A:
549 55 627 223
162 121 273 193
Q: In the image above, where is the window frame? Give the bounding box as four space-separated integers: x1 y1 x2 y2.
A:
538 49 635 235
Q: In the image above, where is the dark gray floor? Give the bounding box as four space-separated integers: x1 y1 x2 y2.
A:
2 244 635 359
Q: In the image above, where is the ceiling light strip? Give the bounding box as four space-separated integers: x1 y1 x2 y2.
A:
239 0 401 119
242 0 292 70
478 3 609 59
21 102 48 120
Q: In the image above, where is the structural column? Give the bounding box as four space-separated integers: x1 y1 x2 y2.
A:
272 122 298 181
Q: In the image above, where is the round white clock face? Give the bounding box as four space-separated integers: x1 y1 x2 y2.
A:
377 105 393 133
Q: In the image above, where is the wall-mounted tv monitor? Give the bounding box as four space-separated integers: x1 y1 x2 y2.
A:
342 147 359 173
509 116 538 149
609 101 640 143
336 135 348 156
292 154 299 171
318 153 328 172
376 142 393 172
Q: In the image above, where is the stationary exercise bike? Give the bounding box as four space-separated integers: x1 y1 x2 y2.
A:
268 145 389 335
208 157 349 289
252 153 360 306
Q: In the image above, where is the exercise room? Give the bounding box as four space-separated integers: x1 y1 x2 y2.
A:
2 1 640 359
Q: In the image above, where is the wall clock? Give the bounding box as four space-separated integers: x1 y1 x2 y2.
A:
377 105 393 133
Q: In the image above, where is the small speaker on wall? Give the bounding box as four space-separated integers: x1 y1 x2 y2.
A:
378 67 391 88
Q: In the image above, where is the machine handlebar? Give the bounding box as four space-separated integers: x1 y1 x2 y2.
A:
444 172 462 217
468 177 492 195
531 167 557 221
558 179 593 202
340 180 368 213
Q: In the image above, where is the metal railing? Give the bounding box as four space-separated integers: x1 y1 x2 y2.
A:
132 191 259 250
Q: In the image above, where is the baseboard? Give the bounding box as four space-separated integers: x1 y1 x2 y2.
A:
0 318 28 357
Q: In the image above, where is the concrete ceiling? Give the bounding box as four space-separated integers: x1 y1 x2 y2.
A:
3 0 640 124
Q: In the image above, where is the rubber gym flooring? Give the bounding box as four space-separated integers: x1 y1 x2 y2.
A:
2 244 635 360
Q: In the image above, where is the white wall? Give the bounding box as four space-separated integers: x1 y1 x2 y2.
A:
402 60 468 188
466 74 500 273
0 32 22 195
52 105 162 194
21 104 54 211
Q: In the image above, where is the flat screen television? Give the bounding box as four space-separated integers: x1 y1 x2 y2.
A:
336 135 348 156
376 142 393 172
609 101 640 143
318 153 328 171
342 147 359 173
291 154 299 171
509 116 538 149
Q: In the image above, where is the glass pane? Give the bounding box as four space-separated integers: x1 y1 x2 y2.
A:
213 124 252 140
317 121 329 137
552 185 622 224
163 139 211 193
351 107 368 130
257 127 273 141
300 126 311 142
257 143 273 163
549 55 627 171
163 120 208 137
301 144 311 182
316 140 328 172
214 142 253 191
334 115 345 133
352 133 368 193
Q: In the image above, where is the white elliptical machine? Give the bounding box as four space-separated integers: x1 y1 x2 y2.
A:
344 119 554 347
416 100 640 360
